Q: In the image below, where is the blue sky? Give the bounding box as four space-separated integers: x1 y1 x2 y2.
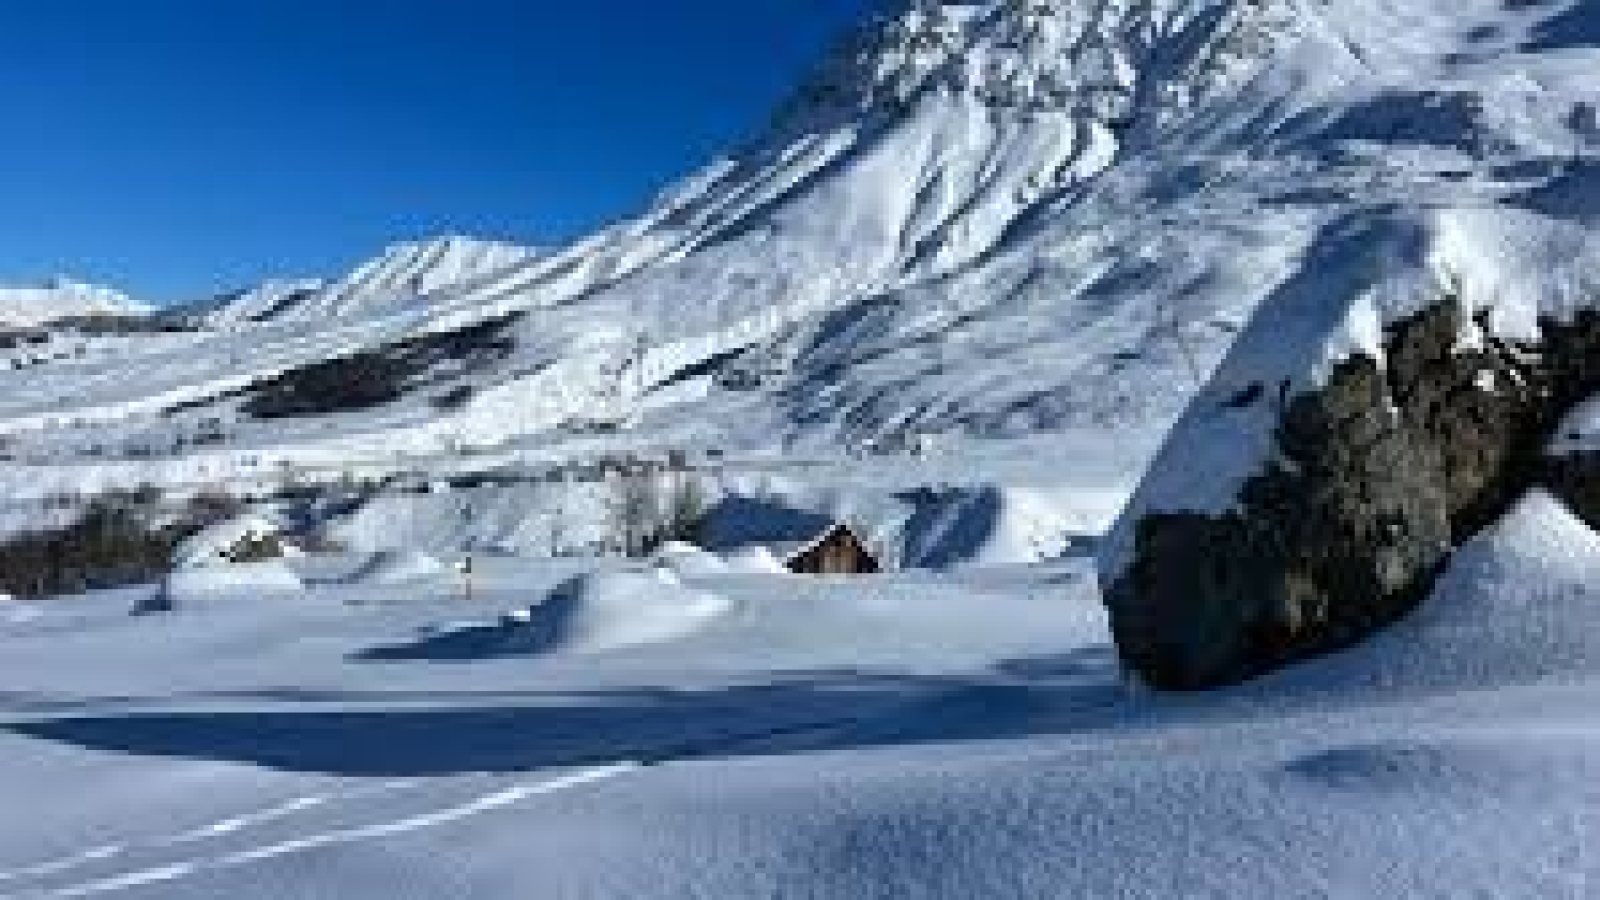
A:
0 0 879 303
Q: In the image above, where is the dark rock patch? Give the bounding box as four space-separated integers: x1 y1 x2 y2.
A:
1107 299 1600 690
241 287 320 323
1223 382 1264 409
1546 451 1600 531
45 313 198 335
241 314 518 420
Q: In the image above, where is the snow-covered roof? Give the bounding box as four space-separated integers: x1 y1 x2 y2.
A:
697 496 858 564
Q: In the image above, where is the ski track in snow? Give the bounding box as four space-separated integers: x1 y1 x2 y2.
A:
0 764 637 899
0 704 890 898
0 780 425 892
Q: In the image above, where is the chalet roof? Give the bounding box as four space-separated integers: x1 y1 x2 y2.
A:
697 496 859 564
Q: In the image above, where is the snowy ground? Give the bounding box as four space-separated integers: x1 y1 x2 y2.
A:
0 490 1594 898
1 0 1597 894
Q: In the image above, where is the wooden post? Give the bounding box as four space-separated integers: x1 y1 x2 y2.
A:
458 554 475 604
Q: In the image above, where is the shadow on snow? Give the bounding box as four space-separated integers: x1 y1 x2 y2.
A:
6 648 1130 777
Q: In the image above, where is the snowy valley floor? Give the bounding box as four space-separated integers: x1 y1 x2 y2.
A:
0 498 1596 899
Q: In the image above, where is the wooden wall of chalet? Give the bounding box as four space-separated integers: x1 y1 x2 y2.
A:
787 527 881 575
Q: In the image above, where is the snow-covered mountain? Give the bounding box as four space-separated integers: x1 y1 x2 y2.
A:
0 277 149 328
0 0 1594 518
185 280 329 330
0 3 1598 895
0 0 1293 481
1081 1 1600 688
185 237 544 329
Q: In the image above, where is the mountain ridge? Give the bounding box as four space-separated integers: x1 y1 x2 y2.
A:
0 277 150 328
0 0 1592 510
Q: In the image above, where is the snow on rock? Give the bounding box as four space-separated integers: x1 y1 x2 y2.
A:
1108 203 1600 544
1101 196 1600 688
173 511 296 570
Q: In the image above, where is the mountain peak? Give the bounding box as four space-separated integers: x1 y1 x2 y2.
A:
769 0 1291 139
185 235 546 328
0 278 147 327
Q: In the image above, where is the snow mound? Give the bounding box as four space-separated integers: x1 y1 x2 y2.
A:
542 568 734 655
723 546 789 574
1272 490 1600 693
173 512 294 570
358 550 449 585
0 594 40 625
161 560 304 602
653 542 730 577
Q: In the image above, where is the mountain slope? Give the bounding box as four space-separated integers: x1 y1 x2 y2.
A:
0 0 1294 482
1093 0 1600 686
0 0 1594 510
0 278 149 328
185 237 544 329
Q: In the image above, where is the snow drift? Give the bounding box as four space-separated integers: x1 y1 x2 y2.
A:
1265 490 1600 693
538 568 735 655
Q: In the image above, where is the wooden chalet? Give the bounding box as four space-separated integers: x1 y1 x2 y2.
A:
697 496 882 575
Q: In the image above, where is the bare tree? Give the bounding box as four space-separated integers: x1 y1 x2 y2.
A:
611 469 662 558
608 466 710 557
661 472 709 548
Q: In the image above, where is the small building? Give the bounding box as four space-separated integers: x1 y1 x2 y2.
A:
697 496 882 575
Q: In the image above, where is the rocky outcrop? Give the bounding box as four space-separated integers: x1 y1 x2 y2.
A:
241 314 518 420
1105 299 1600 690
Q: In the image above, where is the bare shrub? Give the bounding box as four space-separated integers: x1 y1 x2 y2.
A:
611 470 662 558
609 467 711 557
662 472 709 547
0 490 241 600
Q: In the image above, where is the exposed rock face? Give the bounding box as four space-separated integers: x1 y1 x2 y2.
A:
1106 300 1600 690
240 314 518 420
1547 452 1600 533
